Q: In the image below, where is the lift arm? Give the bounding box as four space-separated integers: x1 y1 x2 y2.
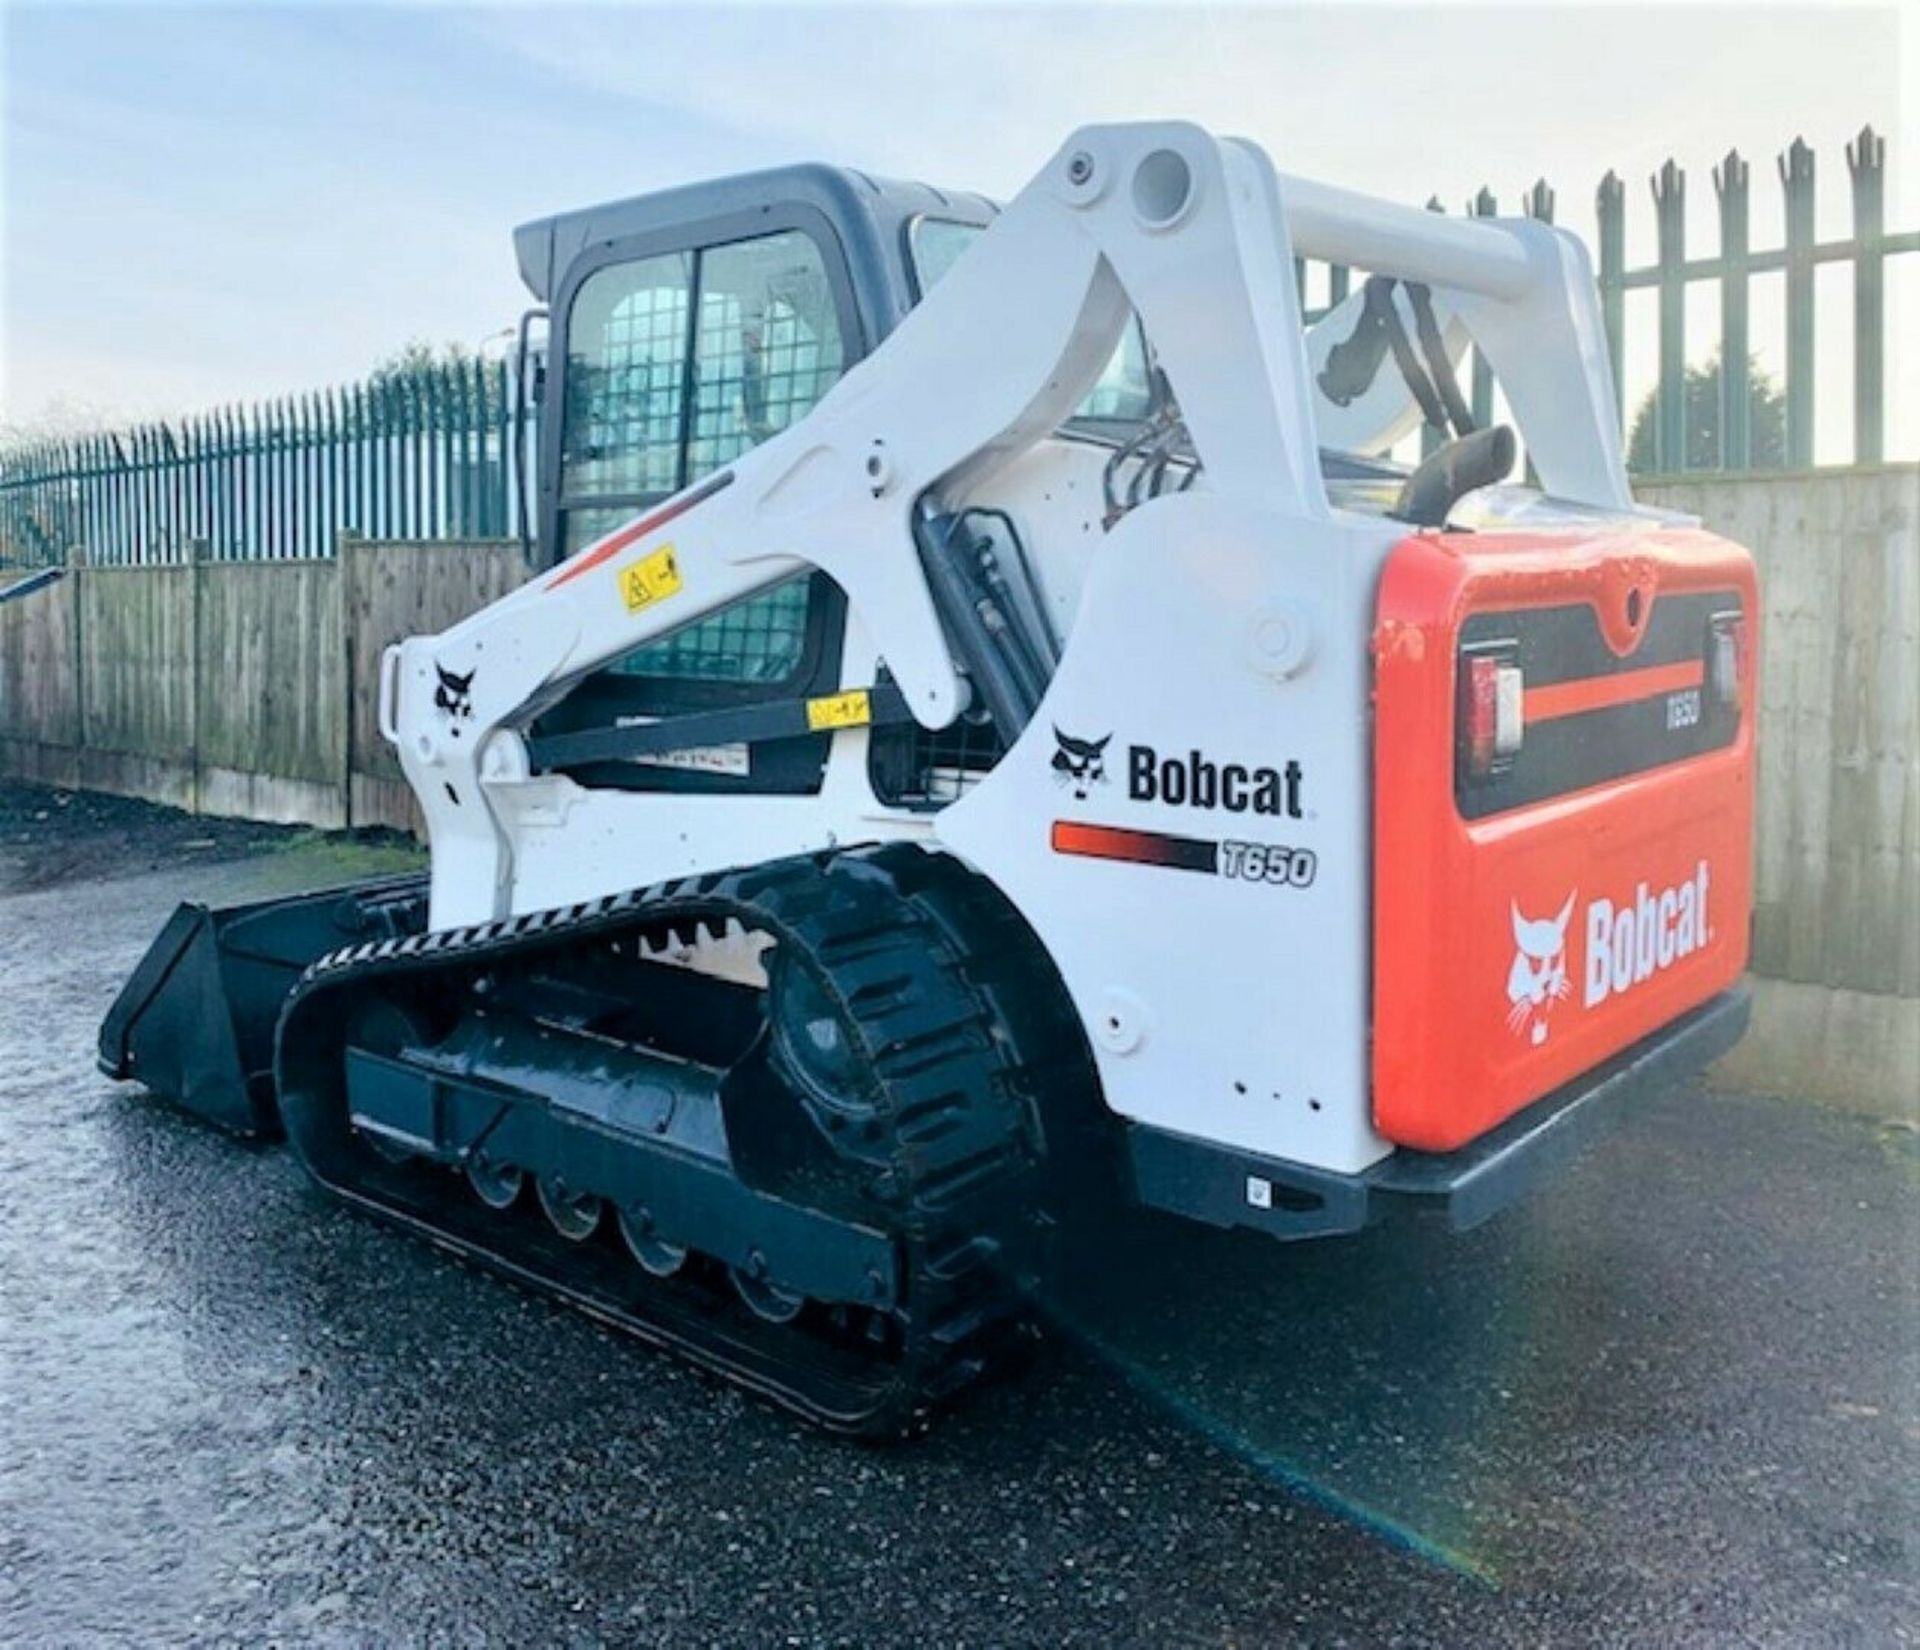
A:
387 121 1632 922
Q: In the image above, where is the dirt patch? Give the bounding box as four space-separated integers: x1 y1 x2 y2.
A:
0 782 417 894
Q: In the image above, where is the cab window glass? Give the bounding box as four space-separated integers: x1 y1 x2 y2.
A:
559 229 847 684
561 251 691 505
689 232 844 475
1080 325 1151 420
909 217 978 296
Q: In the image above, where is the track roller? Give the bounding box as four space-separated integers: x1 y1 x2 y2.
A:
731 1257 808 1324
466 1154 524 1210
618 1207 689 1278
537 1176 603 1242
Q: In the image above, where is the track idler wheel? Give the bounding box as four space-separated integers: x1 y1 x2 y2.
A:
536 1175 603 1241
617 1206 689 1278
731 1256 807 1324
465 1153 524 1210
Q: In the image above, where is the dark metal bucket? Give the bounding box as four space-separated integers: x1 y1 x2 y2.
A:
97 875 428 1137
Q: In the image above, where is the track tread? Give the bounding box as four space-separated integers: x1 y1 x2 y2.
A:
273 843 1096 1439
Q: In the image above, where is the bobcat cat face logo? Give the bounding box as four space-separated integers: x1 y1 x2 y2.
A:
1051 728 1112 799
434 663 474 720
1507 892 1575 1045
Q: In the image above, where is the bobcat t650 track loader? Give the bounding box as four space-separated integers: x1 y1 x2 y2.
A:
101 125 1755 1436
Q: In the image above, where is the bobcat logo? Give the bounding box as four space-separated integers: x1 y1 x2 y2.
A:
1507 892 1575 1045
434 663 474 720
1051 728 1112 800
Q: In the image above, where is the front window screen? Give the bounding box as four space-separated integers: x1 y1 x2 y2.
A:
560 229 846 683
562 250 691 504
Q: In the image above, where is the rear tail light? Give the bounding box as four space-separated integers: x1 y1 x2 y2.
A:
1460 647 1524 781
1708 612 1748 710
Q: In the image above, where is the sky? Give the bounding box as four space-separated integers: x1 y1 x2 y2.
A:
1 0 1914 460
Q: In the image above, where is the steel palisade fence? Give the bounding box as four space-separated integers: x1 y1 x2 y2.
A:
2 125 1913 570
1293 125 1911 473
1606 125 1906 470
1 357 522 570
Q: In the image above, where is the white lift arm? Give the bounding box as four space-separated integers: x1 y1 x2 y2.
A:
388 121 1633 919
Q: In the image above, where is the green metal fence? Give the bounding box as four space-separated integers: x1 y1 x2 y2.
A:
1601 125 1908 471
3 126 1912 570
0 358 519 570
1300 124 1911 475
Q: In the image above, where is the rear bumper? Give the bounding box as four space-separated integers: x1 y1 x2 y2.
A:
1127 986 1751 1242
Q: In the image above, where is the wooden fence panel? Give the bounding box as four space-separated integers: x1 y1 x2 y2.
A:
3 489 1912 1011
342 538 527 829
195 560 347 826
0 574 79 751
1639 465 1919 995
76 566 197 808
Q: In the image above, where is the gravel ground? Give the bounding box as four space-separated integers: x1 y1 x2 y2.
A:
0 784 417 896
2 782 1915 1647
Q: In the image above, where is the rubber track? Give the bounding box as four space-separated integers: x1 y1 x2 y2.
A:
274 846 1085 1438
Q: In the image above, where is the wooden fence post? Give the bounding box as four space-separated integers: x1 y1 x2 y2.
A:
66 542 89 765
191 542 206 814
340 531 358 826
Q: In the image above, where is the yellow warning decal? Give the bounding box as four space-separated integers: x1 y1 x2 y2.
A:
619 544 683 614
805 689 872 732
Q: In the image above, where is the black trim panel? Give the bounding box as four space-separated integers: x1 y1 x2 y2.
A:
1458 590 1745 820
1462 588 1728 687
528 573 850 796
1463 679 1737 818
1127 987 1751 1242
528 683 913 772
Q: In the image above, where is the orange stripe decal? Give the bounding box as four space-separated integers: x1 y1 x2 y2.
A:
1051 820 1220 873
543 471 734 591
1523 658 1703 723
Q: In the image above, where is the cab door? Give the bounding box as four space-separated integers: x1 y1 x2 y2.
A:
533 210 865 794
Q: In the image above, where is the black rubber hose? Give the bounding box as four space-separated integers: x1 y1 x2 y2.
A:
1405 283 1475 438
913 505 1035 739
1391 425 1517 527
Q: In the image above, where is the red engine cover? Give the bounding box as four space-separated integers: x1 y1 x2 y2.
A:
1372 525 1757 1152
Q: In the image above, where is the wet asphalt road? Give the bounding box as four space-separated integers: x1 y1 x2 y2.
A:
2 794 1916 1646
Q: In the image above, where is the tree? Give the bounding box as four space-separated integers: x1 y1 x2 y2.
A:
0 396 129 450
367 338 510 422
370 338 465 385
1627 352 1786 473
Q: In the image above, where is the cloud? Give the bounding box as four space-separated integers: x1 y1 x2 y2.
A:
2 0 1905 441
457 4 1900 211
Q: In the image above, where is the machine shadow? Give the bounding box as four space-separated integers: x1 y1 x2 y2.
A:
85 1083 1519 1638
1039 1119 1727 1587
89 1065 1739 1613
